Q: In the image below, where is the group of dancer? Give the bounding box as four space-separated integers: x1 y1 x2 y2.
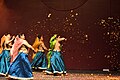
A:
0 33 67 79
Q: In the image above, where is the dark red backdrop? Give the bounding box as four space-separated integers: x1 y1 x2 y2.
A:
0 0 120 70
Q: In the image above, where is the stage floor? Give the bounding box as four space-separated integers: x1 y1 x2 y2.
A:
0 71 120 80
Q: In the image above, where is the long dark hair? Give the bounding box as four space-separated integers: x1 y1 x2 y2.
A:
18 33 24 38
37 34 41 39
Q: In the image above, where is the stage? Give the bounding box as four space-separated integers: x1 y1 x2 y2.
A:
0 70 120 80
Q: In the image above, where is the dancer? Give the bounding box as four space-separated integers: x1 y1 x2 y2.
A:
45 34 57 74
31 35 48 70
0 34 14 76
8 34 36 79
45 34 67 75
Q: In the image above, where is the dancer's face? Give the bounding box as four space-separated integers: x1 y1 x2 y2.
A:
40 36 43 41
20 34 25 39
7 34 11 39
54 34 57 37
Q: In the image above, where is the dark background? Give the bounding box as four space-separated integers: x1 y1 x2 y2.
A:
0 0 120 70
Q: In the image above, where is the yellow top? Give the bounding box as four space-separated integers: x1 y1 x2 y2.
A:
32 37 40 59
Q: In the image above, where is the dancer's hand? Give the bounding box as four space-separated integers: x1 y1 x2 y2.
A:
12 36 15 39
34 49 37 53
48 49 52 51
64 38 67 41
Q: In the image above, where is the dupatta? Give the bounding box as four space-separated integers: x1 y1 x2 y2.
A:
10 37 23 63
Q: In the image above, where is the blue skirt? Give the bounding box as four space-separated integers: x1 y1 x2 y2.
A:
46 51 66 74
31 51 47 69
8 52 33 79
0 50 10 75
